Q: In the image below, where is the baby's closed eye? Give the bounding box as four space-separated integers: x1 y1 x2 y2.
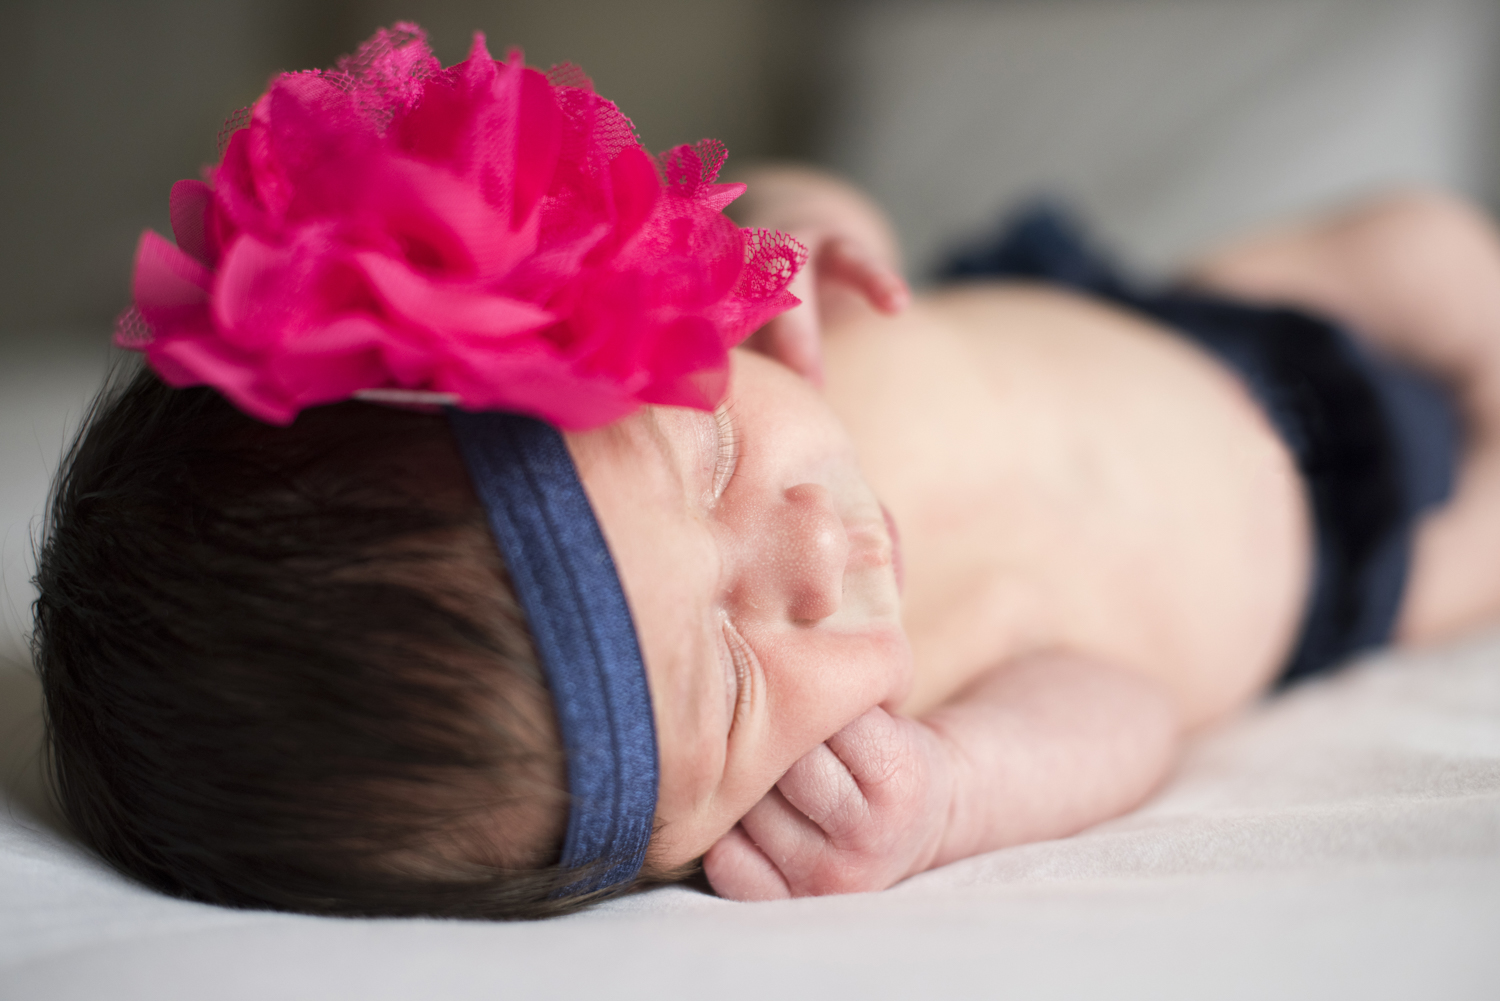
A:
719 617 753 731
711 403 741 500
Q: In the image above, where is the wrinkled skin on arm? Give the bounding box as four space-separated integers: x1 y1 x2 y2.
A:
705 653 1179 900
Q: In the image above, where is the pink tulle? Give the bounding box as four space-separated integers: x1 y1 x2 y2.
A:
118 24 806 427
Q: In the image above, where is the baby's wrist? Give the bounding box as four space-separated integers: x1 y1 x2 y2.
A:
914 715 987 872
896 717 962 882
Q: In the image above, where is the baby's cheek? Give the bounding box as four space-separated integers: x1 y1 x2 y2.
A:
650 750 737 867
756 626 911 765
870 625 916 710
655 717 726 816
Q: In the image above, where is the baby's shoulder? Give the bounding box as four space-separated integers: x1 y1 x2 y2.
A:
825 280 1310 722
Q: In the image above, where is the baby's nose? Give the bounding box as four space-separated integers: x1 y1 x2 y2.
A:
775 483 848 622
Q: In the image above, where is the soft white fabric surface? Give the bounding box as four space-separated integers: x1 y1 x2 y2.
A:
4 633 1500 999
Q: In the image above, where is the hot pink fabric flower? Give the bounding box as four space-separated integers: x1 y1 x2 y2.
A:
118 24 806 427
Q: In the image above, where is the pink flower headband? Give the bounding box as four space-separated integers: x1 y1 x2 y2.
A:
117 23 806 429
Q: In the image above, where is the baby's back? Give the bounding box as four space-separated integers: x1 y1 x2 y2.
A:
822 283 1311 726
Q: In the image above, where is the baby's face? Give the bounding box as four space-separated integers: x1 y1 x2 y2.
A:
567 350 912 868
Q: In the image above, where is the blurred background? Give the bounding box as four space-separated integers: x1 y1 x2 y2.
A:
3 0 1500 661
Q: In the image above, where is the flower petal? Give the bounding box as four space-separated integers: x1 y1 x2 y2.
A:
122 25 807 429
267 316 392 405
355 250 554 338
212 234 310 350
169 180 217 265
132 230 216 341
151 334 298 425
356 156 537 281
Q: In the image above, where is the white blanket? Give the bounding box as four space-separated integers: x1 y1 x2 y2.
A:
4 633 1498 1000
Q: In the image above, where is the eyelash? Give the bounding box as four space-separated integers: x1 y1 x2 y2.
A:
712 403 741 500
721 618 753 730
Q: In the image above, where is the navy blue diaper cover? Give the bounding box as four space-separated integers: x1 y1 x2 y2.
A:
940 205 1461 684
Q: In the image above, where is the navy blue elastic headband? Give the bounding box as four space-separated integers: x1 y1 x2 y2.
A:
447 409 658 892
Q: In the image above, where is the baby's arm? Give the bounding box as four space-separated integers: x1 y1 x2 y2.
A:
704 653 1180 900
729 165 910 384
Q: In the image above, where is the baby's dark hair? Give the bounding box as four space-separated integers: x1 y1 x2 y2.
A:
33 364 668 918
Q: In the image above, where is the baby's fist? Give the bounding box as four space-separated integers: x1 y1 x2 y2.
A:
704 707 952 900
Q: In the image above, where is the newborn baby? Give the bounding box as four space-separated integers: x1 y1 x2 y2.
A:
35 27 1500 919
593 167 1500 899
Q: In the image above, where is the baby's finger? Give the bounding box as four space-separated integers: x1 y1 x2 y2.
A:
822 238 911 315
775 741 870 843
735 786 847 892
703 824 792 902
743 300 824 385
823 707 918 803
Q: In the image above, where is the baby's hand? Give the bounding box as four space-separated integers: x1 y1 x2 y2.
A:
703 707 952 900
732 166 910 385
743 236 909 385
